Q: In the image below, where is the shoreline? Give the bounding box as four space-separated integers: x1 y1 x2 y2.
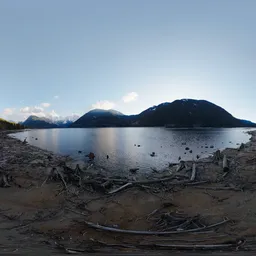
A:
1 130 256 253
7 128 253 178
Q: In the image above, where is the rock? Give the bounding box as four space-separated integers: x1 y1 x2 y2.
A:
134 144 136 146
137 145 141 147
210 145 214 148
239 143 245 151
150 152 156 157
35 138 38 140
130 168 139 173
189 150 192 153
78 151 82 154
178 156 181 161
185 147 190 150
205 146 208 148
47 155 53 161
196 154 200 159
182 142 186 145
106 155 109 159
30 159 44 165
66 161 87 170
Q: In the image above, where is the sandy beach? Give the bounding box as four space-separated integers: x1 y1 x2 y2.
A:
1 130 256 254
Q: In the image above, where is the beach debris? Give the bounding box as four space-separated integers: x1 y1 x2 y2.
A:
41 167 68 190
151 167 158 173
86 152 95 160
178 156 181 161
0 171 12 187
78 151 82 154
168 163 176 168
150 152 156 157
176 161 185 172
239 143 245 151
108 183 132 195
68 208 230 235
47 155 53 161
190 163 196 181
22 138 27 144
106 155 109 159
223 154 229 172
129 168 139 174
213 150 221 162
210 145 214 148
196 154 200 159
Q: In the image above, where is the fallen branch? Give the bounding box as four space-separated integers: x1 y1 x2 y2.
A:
194 186 241 191
56 168 68 190
65 208 90 217
108 183 132 195
176 161 185 172
139 243 234 250
74 217 230 235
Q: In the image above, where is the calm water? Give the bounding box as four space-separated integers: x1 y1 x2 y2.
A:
10 128 253 173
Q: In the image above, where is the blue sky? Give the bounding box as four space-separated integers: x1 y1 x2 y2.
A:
0 0 256 122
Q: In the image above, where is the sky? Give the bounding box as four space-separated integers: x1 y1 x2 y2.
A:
0 0 256 122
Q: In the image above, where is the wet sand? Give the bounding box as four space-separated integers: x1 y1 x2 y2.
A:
1 130 256 254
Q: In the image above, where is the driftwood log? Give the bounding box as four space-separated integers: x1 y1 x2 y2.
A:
223 155 229 172
176 161 185 172
68 214 230 235
108 183 132 195
213 150 221 162
190 163 196 181
41 167 67 190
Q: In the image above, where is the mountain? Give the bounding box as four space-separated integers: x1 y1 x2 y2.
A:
0 118 25 130
71 109 129 128
137 99 255 127
71 99 256 128
23 116 59 129
22 114 80 129
51 114 80 128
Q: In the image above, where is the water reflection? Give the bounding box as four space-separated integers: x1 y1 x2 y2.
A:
10 127 253 173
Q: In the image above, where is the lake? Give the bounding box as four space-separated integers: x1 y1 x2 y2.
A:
10 127 253 173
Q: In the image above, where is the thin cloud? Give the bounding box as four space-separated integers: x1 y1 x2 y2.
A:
54 95 59 99
2 108 15 116
91 100 115 110
122 92 138 103
41 102 51 108
20 106 44 113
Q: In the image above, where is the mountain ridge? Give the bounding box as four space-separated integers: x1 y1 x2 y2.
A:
19 99 256 129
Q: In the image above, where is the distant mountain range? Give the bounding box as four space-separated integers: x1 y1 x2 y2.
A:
20 99 256 129
22 115 79 129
